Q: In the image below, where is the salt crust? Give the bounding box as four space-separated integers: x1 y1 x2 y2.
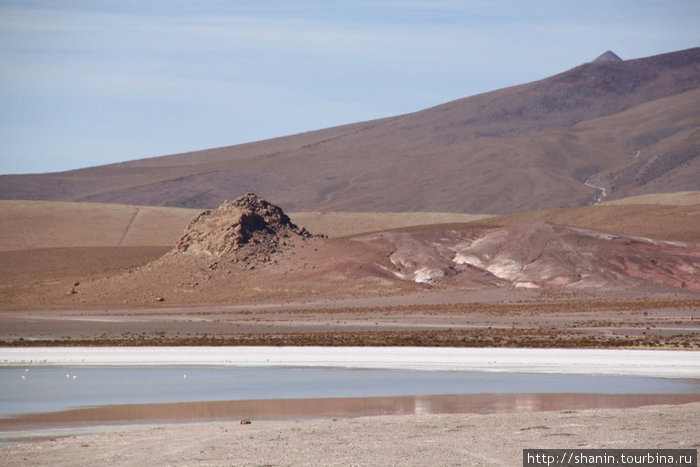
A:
2 347 699 378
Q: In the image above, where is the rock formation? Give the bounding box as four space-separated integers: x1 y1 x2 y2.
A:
173 193 317 263
356 222 700 292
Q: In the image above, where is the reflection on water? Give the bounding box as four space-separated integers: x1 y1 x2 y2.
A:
2 393 700 431
2 366 699 416
1 366 699 433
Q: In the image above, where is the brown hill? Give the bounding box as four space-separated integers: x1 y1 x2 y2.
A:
475 198 700 244
171 193 316 262
2 195 698 309
2 198 404 308
1 48 698 214
355 222 700 292
2 193 698 254
0 200 198 251
1 193 698 292
0 200 492 252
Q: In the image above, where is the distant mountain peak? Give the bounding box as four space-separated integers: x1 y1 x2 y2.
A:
592 50 623 63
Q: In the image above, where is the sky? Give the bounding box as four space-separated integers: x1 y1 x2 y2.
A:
0 1 698 175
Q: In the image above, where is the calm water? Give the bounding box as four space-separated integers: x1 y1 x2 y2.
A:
1 366 698 419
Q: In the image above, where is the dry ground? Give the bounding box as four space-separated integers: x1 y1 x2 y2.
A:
600 191 700 206
0 201 198 251
1 293 698 348
475 201 700 244
0 196 698 347
2 403 699 466
2 195 698 252
0 200 493 250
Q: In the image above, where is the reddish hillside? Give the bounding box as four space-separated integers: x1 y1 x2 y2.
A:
355 222 700 292
1 48 698 214
3 195 697 309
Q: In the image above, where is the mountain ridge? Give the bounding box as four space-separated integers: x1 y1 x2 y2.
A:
0 47 698 214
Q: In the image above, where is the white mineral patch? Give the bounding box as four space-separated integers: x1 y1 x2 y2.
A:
485 258 522 280
390 255 415 270
546 276 571 286
452 253 485 268
664 240 689 247
2 347 699 378
375 264 406 280
413 268 444 284
569 227 620 241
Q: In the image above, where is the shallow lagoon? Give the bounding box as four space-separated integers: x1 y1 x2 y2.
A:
2 366 699 418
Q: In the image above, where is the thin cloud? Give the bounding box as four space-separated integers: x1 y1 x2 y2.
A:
1 0 698 174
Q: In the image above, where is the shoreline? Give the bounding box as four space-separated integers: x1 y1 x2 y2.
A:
2 346 699 377
3 346 698 462
2 402 699 466
3 393 700 432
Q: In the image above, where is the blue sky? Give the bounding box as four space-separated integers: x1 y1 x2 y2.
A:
1 1 698 174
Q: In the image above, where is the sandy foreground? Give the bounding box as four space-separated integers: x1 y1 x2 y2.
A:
1 403 698 466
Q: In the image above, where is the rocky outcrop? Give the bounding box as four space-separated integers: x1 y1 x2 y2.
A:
173 193 317 262
356 222 700 292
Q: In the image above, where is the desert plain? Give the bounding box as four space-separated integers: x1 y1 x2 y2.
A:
1 48 699 466
1 193 698 348
1 191 699 466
